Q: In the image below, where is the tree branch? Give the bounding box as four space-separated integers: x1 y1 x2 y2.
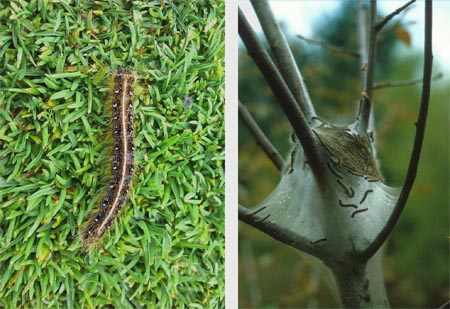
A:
374 72 442 90
362 0 433 260
375 0 416 33
251 0 317 121
358 0 378 133
238 205 319 257
239 101 284 171
238 7 327 182
296 34 360 58
358 0 368 87
437 300 450 309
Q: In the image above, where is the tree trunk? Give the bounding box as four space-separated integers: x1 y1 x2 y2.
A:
330 246 389 308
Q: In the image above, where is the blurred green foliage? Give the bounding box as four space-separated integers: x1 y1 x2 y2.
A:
0 0 224 307
239 2 448 308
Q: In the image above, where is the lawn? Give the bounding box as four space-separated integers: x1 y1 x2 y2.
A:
0 1 225 307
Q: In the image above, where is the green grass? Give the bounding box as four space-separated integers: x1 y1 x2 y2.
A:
0 0 225 307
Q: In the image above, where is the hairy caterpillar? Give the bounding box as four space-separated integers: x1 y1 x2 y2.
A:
81 68 135 244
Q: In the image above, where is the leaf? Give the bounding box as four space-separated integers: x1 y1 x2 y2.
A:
396 27 411 46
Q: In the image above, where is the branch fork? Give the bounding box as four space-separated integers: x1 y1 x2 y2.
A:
239 0 433 306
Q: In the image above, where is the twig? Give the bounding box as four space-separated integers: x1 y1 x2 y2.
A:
362 0 433 260
358 0 368 87
375 0 416 33
238 8 326 182
358 0 378 133
296 34 360 58
374 72 442 90
437 299 450 309
239 101 284 170
238 205 320 257
251 0 317 121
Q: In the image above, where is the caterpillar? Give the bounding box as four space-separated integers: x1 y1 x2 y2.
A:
310 238 328 245
339 199 358 209
359 189 373 204
351 208 368 218
81 68 135 244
